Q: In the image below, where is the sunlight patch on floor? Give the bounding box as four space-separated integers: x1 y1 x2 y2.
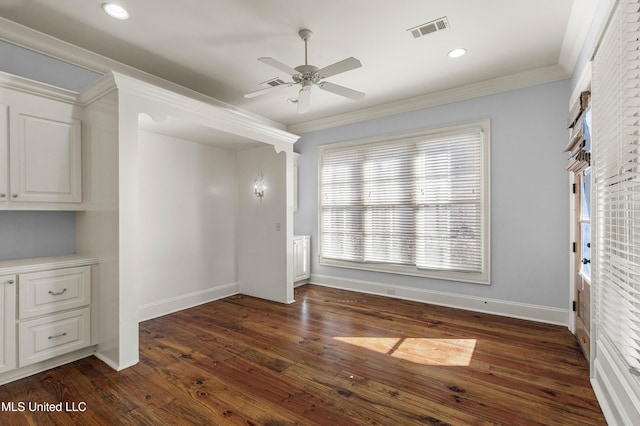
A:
334 337 477 366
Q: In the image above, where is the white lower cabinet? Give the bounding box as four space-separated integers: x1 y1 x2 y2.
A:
293 235 311 282
0 275 17 374
0 256 96 381
19 308 90 367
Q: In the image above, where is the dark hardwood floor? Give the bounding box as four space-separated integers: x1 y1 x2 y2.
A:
0 284 605 425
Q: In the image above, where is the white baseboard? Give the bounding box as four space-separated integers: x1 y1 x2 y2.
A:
0 346 96 385
138 282 240 322
92 351 139 372
309 274 569 326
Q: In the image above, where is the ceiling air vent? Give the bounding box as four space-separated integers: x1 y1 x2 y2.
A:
261 78 287 87
408 17 449 39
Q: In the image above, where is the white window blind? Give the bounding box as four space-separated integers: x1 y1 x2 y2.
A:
319 121 490 284
592 0 640 376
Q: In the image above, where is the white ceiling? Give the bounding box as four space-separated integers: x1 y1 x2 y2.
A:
0 0 596 129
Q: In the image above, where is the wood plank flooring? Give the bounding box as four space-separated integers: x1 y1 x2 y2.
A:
0 284 606 425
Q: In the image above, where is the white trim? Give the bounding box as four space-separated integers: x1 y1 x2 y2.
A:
309 274 569 326
0 16 571 137
0 70 79 102
138 282 240 322
93 352 138 372
568 173 577 334
592 338 640 425
558 0 601 74
0 17 287 131
0 346 95 385
569 62 592 105
0 255 98 276
288 65 567 134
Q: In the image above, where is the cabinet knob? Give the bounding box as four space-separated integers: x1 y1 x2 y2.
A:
4 280 15 285
582 258 591 265
0 193 5 198
11 194 18 198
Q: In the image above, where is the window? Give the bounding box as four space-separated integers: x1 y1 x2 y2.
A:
319 120 490 284
592 0 640 377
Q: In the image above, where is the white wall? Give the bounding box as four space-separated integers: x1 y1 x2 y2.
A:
237 145 293 304
75 90 121 369
137 130 239 320
294 79 571 324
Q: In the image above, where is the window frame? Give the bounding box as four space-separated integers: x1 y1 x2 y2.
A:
318 120 491 284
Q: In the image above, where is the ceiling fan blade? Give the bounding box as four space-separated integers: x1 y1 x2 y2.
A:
258 57 299 76
244 82 293 99
297 87 311 113
318 81 365 100
317 57 362 79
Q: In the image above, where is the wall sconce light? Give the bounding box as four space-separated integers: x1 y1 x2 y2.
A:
254 174 265 199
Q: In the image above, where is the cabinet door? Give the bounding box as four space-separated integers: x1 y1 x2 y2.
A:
18 307 90 367
18 266 91 320
294 236 310 282
9 109 81 203
0 274 16 374
0 105 7 204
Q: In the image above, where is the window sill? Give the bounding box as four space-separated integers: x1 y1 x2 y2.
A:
320 258 490 285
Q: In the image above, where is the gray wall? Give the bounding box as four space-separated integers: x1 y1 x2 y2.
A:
0 40 101 92
0 211 76 260
294 79 571 309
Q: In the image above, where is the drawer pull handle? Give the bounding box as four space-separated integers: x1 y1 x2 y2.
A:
48 332 67 340
48 288 67 296
3 280 14 285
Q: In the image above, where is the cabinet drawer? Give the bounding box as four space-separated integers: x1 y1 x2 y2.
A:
19 266 90 319
18 308 90 367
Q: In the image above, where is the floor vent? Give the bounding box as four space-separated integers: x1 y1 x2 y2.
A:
408 17 450 39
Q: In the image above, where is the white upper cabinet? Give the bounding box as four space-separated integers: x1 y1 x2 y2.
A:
9 108 81 203
0 73 83 209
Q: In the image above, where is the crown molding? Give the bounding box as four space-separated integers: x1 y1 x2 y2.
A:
0 17 287 131
557 0 601 74
287 65 569 135
80 71 299 147
0 69 79 104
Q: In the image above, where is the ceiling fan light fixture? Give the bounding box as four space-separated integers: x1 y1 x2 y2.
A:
102 3 129 20
448 48 467 58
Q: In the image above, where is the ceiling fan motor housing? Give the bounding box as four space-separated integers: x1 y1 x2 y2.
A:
293 65 320 84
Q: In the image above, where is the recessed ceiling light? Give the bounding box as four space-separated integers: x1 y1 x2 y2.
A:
102 3 129 20
448 48 467 58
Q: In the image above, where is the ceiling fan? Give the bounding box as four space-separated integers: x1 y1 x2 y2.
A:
244 29 365 113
